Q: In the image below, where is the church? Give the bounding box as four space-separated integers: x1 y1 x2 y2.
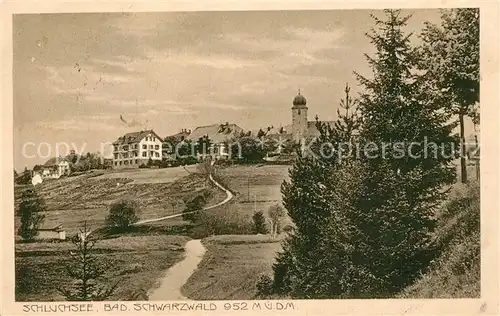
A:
259 90 334 143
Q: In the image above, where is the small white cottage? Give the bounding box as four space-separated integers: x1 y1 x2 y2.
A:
35 224 66 241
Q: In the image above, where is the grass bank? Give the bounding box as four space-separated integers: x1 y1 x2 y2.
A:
400 181 480 298
16 235 190 301
181 234 283 300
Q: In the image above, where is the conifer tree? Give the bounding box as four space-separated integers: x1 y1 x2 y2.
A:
271 84 361 297
418 8 480 183
59 222 119 301
270 10 456 299
353 9 456 294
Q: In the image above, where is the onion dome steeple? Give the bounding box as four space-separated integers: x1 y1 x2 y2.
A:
292 89 307 108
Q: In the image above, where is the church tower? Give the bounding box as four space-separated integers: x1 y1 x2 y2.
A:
292 90 308 143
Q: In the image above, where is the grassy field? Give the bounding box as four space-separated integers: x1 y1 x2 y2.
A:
14 167 225 236
97 166 189 184
181 235 283 300
16 235 190 301
214 164 290 223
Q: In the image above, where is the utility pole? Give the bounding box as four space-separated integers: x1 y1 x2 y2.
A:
247 172 250 202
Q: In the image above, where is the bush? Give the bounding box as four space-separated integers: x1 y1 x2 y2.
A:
252 211 269 234
191 206 253 238
183 190 213 222
105 200 140 230
18 188 46 241
256 274 274 298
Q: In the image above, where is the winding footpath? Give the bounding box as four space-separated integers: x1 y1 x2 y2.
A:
134 172 234 225
143 162 234 300
147 239 206 300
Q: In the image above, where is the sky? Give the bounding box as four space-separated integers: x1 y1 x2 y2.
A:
13 9 447 170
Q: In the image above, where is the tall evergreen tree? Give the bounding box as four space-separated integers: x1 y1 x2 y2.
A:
271 84 361 297
418 8 480 183
270 10 456 299
353 9 456 294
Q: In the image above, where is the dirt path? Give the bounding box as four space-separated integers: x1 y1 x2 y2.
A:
142 161 234 300
147 239 206 300
134 166 233 225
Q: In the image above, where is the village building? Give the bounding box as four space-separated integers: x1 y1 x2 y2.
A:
35 224 66 241
33 158 71 179
112 130 163 168
185 122 244 160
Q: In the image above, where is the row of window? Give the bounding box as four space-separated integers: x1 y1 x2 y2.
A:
114 152 160 159
145 136 157 141
114 144 160 151
115 160 139 166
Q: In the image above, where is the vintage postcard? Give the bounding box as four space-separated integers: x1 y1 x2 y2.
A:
1 0 499 315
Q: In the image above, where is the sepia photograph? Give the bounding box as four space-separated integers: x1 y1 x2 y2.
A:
2 2 497 313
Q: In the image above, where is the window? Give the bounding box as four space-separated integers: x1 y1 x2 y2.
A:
124 160 128 165
142 152 147 157
155 145 159 150
114 146 118 151
155 152 160 157
143 144 147 149
153 137 156 141
123 153 128 158
135 159 138 164
114 154 118 159
114 162 118 166
130 160 133 165
119 161 122 165
149 145 153 149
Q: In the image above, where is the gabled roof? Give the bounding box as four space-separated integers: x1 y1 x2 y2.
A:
43 157 69 167
306 120 335 137
113 130 162 145
38 224 64 232
186 123 244 143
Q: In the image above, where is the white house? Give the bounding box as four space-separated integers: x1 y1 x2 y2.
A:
35 224 66 241
33 158 71 179
112 130 163 168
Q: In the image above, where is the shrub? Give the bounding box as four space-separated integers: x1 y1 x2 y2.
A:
191 206 253 238
18 187 46 241
183 190 213 222
105 199 140 230
255 274 274 298
268 204 286 238
252 211 269 234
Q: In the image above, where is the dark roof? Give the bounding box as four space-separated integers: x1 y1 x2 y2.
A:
37 224 64 232
186 123 244 143
43 157 69 167
293 92 307 108
113 130 162 145
166 130 191 142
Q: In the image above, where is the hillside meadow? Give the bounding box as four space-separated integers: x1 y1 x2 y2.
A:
16 235 190 301
14 167 225 236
